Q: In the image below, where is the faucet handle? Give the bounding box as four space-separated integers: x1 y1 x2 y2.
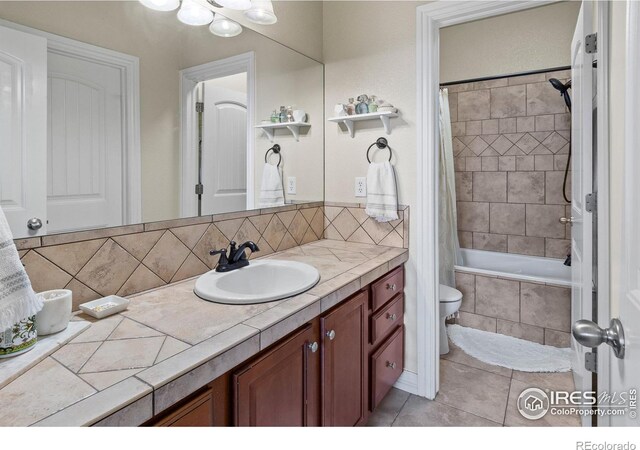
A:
209 248 229 265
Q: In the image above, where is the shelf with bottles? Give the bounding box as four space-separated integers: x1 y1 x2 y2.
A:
327 111 398 138
255 121 311 142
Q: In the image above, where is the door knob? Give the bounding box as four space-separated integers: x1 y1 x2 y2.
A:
326 330 336 340
27 218 43 230
572 318 625 359
560 217 574 225
307 341 319 353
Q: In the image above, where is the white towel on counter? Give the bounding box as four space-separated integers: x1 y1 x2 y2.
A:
365 161 399 223
0 208 42 331
259 163 285 208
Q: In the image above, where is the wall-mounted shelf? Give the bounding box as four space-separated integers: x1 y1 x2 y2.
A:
328 111 398 138
255 122 310 142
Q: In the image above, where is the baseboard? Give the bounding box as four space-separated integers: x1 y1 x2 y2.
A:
393 369 418 395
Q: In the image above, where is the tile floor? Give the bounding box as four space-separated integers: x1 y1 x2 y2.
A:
368 341 581 427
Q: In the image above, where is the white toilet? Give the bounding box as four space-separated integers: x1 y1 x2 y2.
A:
439 284 463 355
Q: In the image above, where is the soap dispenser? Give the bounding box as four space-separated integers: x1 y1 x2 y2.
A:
356 95 369 114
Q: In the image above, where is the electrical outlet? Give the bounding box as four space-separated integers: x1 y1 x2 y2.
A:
287 177 297 195
355 177 367 197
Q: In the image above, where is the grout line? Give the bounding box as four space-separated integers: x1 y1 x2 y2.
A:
388 392 412 427
502 377 514 426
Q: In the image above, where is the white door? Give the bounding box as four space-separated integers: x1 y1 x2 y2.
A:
46 51 124 233
201 81 247 215
609 0 640 427
570 1 594 405
0 26 47 238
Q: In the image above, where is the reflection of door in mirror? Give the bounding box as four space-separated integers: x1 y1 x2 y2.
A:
200 73 248 215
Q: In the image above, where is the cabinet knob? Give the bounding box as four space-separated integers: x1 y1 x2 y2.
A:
386 313 397 321
326 329 336 340
308 341 319 353
386 283 397 291
386 361 397 369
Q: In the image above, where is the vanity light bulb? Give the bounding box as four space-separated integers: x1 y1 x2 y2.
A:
177 0 214 26
216 0 251 11
139 0 180 11
244 0 277 25
209 14 243 37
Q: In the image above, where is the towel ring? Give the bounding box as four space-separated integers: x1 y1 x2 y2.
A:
367 137 392 163
265 144 282 167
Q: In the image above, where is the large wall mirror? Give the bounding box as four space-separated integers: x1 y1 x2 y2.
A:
0 1 324 239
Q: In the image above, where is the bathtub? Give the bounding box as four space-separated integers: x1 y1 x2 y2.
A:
454 248 572 288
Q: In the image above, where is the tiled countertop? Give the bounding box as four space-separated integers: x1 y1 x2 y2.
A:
0 239 408 427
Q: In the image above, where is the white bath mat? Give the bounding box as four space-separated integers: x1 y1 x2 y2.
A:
447 324 573 372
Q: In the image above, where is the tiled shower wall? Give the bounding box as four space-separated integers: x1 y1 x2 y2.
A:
448 69 572 259
14 204 325 311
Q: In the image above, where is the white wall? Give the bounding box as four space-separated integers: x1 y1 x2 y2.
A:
440 2 581 83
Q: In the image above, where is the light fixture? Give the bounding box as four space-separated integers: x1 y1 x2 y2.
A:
244 0 277 25
209 14 243 37
139 0 180 11
177 0 214 26
216 0 251 11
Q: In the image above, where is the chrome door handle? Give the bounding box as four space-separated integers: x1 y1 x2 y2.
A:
573 318 625 359
559 217 574 225
308 341 319 353
326 330 336 340
27 218 42 230
386 283 397 291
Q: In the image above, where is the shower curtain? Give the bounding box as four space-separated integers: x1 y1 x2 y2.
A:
438 88 462 287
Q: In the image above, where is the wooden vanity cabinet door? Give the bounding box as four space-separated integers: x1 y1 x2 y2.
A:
234 322 320 426
320 291 368 426
153 389 214 427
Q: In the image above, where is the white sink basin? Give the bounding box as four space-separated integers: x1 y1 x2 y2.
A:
194 259 320 305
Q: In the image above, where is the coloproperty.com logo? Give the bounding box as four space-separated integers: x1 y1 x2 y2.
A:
517 387 638 420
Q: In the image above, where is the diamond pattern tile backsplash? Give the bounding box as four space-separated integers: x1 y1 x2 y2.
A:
447 69 572 259
15 204 326 311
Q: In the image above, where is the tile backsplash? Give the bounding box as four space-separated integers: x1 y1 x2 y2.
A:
447 69 572 259
16 203 324 311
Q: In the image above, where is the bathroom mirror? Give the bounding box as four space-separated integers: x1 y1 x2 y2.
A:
0 1 324 239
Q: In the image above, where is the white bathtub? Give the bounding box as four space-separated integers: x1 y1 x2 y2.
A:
454 248 572 287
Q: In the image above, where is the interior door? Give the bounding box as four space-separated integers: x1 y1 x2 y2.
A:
46 51 124 233
201 80 247 215
569 1 594 408
0 25 47 238
609 0 640 427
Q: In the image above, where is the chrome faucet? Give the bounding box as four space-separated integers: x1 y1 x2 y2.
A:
210 240 260 273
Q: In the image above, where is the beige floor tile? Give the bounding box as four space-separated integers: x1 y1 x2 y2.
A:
441 341 512 378
504 379 581 427
393 395 502 427
366 388 410 426
436 359 511 423
512 370 576 392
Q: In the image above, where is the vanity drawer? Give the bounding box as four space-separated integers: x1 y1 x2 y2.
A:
370 266 404 312
370 326 404 410
370 294 403 346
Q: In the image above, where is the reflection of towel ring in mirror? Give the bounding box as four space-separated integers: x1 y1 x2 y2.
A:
367 137 392 163
265 144 282 167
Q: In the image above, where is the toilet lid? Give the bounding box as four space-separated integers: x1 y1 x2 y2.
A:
439 284 462 303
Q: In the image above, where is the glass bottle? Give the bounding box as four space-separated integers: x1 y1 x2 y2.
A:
356 94 369 114
270 110 279 123
286 106 294 122
346 98 356 116
368 95 378 113
279 106 287 123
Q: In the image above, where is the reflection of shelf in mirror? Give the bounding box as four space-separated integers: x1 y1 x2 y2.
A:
255 122 311 142
328 111 398 138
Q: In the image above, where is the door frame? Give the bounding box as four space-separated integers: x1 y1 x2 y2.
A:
179 52 256 218
0 18 142 225
415 0 570 399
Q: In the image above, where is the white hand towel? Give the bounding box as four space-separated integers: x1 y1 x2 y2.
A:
365 161 399 223
259 163 285 208
0 208 42 331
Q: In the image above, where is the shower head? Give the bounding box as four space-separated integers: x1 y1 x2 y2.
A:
548 78 572 111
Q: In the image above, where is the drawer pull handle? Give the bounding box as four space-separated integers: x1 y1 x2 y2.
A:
326 329 336 340
308 341 319 353
386 283 397 291
386 361 397 369
386 313 397 321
